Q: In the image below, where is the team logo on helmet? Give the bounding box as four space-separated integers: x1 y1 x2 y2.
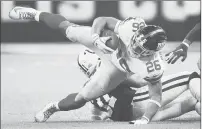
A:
127 25 167 58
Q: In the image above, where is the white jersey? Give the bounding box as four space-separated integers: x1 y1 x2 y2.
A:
111 17 166 83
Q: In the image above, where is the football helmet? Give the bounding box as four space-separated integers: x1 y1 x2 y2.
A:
77 49 101 77
127 25 167 58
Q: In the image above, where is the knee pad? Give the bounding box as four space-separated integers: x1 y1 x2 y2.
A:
195 102 201 115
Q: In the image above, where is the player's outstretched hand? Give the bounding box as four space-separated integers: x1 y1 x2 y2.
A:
129 117 149 125
165 43 188 64
92 34 114 54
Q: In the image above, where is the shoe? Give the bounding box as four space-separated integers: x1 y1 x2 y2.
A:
34 102 59 122
9 6 39 20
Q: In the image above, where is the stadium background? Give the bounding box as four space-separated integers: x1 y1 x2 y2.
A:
1 1 201 42
1 1 201 129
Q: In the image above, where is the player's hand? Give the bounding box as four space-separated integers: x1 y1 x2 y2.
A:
165 43 188 64
92 34 114 54
129 117 149 125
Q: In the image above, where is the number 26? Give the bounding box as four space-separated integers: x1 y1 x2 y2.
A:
146 60 161 72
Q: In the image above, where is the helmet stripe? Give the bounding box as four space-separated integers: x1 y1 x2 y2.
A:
144 29 165 39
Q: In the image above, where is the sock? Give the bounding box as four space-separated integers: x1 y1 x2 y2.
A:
54 101 60 110
38 12 68 30
34 11 42 22
58 93 86 111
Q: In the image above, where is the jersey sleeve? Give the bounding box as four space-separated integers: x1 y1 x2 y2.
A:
114 17 146 35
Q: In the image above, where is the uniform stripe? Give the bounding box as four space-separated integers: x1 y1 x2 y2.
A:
100 96 108 105
91 73 190 110
162 75 189 85
91 100 100 108
134 74 190 97
133 81 188 102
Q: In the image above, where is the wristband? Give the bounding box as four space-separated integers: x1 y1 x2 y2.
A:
182 39 191 47
148 99 161 107
142 115 150 122
92 33 99 43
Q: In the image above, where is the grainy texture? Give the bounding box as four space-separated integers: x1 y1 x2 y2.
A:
1 43 201 129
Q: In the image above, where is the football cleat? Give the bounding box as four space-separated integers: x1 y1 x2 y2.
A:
9 6 39 20
34 102 59 122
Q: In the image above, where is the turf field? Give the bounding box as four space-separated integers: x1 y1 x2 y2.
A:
1 42 201 129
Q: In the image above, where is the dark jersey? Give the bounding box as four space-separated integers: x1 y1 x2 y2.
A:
90 83 135 121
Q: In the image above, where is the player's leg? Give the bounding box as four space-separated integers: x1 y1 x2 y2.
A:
76 59 128 102
195 102 201 115
188 72 200 102
188 71 201 115
9 6 94 48
35 92 86 122
131 71 191 120
151 71 201 121
160 71 191 107
35 60 127 122
56 60 127 119
152 94 197 121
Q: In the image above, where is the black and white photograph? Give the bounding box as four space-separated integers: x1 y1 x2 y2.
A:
1 1 201 129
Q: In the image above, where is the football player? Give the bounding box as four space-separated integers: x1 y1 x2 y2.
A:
166 22 200 64
77 49 200 121
165 22 201 114
10 6 167 124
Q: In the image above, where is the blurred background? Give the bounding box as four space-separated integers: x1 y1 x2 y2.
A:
1 1 201 42
1 1 201 124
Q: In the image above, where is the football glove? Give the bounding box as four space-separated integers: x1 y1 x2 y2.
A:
129 116 149 125
92 34 114 54
165 43 188 64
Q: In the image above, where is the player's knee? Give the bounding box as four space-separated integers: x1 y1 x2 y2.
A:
195 102 201 115
188 72 200 83
59 21 79 39
180 96 197 114
74 93 88 103
189 78 201 102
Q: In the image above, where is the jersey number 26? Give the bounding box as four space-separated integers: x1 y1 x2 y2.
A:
146 60 161 73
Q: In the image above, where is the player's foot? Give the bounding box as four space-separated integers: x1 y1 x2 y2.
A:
9 6 40 20
34 102 59 122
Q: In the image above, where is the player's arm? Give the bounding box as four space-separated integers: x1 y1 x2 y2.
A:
143 80 162 121
152 96 197 121
130 75 163 125
91 17 121 54
166 22 201 64
91 17 120 35
183 22 201 46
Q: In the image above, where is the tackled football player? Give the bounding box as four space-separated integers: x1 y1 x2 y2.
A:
10 7 167 124
77 49 200 121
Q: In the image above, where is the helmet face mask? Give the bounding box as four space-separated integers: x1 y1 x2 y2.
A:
127 25 167 58
127 30 155 58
